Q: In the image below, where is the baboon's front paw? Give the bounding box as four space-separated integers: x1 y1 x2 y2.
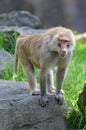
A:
39 96 49 107
55 94 64 105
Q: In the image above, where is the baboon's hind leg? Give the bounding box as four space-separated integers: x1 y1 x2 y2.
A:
18 49 40 95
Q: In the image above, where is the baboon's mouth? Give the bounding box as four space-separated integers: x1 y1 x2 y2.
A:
60 53 66 58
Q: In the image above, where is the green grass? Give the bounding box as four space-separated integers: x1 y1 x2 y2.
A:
0 32 19 54
0 32 86 129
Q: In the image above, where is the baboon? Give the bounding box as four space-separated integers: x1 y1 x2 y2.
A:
13 26 75 107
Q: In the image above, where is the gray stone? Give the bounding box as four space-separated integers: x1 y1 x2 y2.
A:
0 10 41 29
0 80 67 130
0 50 13 78
0 26 46 35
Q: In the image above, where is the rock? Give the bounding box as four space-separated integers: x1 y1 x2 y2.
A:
0 50 13 78
0 26 46 35
0 10 41 29
28 0 65 28
0 79 67 130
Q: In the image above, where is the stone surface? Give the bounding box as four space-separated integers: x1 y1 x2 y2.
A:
0 50 13 78
0 0 86 32
0 10 41 29
0 80 67 130
0 26 46 35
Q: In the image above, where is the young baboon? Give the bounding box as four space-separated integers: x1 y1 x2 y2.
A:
13 26 75 107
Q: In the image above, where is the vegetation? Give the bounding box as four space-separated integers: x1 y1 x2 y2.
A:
0 32 86 129
63 39 86 129
0 32 19 54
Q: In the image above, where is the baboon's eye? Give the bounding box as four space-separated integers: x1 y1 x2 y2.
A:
67 44 70 48
58 43 61 47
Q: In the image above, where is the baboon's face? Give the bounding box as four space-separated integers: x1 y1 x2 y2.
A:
51 33 75 58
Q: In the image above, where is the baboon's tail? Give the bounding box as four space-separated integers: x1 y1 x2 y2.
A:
13 50 18 80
